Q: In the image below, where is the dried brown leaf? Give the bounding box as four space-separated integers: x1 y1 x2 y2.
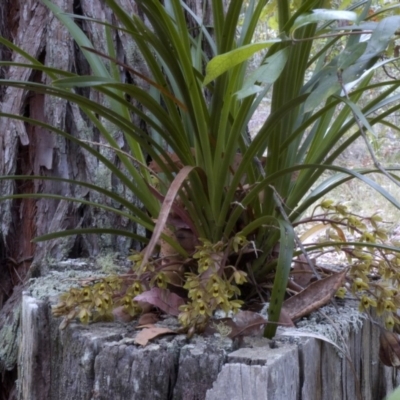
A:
147 184 198 236
230 310 267 338
137 313 159 326
174 228 197 253
159 225 186 284
203 311 267 339
163 225 197 256
282 269 348 321
136 323 156 329
379 329 400 368
112 306 136 323
134 287 185 316
134 327 176 346
291 254 315 288
139 166 196 273
278 308 295 328
166 216 192 230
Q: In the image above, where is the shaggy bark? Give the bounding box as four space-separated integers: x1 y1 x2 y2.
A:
0 1 214 398
0 0 144 270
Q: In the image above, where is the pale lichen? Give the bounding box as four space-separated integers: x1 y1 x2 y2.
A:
28 269 105 301
261 300 366 357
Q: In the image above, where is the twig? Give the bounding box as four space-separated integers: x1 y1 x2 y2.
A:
12 266 24 284
6 256 34 265
246 262 266 303
382 62 397 80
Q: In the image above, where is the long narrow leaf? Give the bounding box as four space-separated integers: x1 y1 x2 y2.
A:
264 220 295 338
204 40 281 85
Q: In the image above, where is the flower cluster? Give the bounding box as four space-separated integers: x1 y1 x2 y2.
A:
52 275 122 329
317 199 400 329
178 237 247 330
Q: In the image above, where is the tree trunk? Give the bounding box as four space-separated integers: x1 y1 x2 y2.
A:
0 1 215 398
0 0 149 269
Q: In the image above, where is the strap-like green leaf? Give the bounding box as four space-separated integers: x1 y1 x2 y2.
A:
264 219 295 338
204 41 281 85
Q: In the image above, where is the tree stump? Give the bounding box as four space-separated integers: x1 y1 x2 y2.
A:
18 263 400 400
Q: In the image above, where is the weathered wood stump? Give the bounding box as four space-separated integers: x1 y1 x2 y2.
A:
18 263 400 400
